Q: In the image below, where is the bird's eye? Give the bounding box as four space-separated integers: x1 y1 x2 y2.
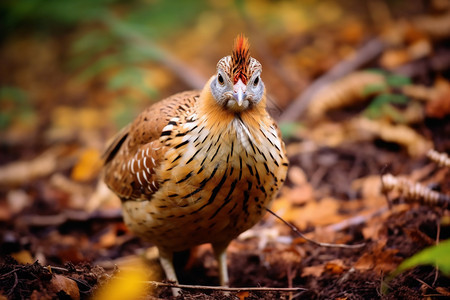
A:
218 74 224 85
253 76 259 86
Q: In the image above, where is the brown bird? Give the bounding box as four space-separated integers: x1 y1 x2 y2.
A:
103 35 289 290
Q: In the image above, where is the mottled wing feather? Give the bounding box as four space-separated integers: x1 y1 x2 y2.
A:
103 124 131 164
103 91 200 200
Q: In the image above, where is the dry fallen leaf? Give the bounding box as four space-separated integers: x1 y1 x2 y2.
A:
50 274 80 300
435 287 450 296
237 291 250 300
302 264 326 277
351 117 433 157
354 240 402 273
0 147 64 186
71 148 102 182
288 166 308 186
426 85 450 118
307 71 386 118
324 259 348 275
380 49 411 69
94 260 153 300
351 175 383 200
11 250 34 264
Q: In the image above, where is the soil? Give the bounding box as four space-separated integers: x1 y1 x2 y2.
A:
1 1 450 299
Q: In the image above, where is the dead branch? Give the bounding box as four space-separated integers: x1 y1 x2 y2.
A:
427 149 450 168
142 280 307 293
0 147 72 187
413 11 450 40
305 71 386 119
324 206 389 232
19 209 123 227
381 173 450 207
401 84 440 101
265 208 366 249
279 38 386 122
351 118 433 157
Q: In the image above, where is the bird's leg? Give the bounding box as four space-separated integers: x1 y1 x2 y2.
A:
212 243 230 286
158 248 180 296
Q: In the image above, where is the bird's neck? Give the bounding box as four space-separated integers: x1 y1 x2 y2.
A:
197 77 269 132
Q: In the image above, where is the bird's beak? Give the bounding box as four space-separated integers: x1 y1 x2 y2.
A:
233 79 246 106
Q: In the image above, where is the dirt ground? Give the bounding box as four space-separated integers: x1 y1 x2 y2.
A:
1 0 450 299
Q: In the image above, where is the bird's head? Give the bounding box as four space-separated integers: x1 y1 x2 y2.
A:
210 35 264 113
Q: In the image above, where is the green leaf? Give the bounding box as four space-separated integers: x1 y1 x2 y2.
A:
394 239 450 277
0 86 28 103
382 239 450 295
365 68 388 76
363 93 408 119
76 54 121 81
362 83 388 96
279 122 303 139
386 74 412 87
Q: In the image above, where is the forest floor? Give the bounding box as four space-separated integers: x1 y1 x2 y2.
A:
1 1 450 299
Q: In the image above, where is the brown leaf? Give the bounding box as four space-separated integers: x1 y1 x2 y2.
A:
436 287 450 296
426 86 450 118
324 259 348 275
71 148 102 182
354 240 402 273
380 49 410 69
237 291 250 300
97 225 118 249
0 147 64 186
50 274 80 300
302 264 325 277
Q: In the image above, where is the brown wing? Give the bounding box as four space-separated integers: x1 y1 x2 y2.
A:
103 90 200 200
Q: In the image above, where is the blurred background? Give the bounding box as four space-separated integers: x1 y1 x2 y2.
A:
2 0 446 155
0 0 449 298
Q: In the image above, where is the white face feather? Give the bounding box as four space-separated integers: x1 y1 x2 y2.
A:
233 118 253 151
210 55 264 112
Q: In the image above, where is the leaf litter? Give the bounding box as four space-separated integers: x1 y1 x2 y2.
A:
1 0 450 299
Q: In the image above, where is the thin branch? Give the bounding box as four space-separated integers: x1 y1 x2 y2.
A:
20 209 123 227
265 208 366 249
433 219 441 287
324 206 388 232
142 280 307 292
381 173 450 208
0 265 27 280
47 265 85 273
279 38 385 122
7 272 19 296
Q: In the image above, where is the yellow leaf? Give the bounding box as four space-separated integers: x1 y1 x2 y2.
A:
71 148 102 182
94 261 151 300
11 250 33 264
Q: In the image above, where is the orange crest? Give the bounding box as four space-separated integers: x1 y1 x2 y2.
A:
231 34 251 84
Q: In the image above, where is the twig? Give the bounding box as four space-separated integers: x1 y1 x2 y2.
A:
427 149 450 168
324 206 388 232
0 265 27 280
7 272 19 296
433 219 441 287
20 209 123 227
47 265 85 273
265 208 366 249
279 38 385 122
142 280 306 292
381 173 450 208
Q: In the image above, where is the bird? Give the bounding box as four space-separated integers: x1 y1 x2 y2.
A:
102 34 289 292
